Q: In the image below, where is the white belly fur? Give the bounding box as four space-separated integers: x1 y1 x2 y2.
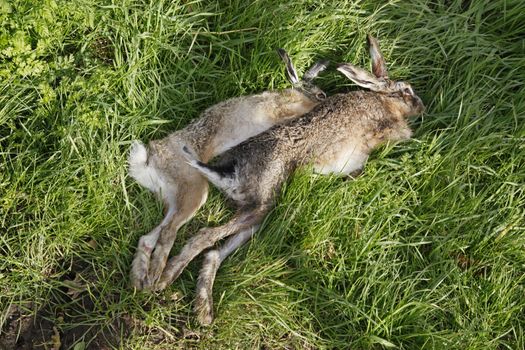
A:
313 141 368 176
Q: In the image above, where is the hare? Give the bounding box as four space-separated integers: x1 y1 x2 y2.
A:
154 35 425 325
129 49 329 289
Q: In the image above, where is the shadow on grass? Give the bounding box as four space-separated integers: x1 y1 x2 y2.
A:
0 258 188 349
0 299 128 350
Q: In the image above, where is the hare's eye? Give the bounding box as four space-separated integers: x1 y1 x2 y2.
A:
316 92 327 100
403 87 413 95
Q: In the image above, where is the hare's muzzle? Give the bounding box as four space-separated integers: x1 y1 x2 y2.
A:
413 95 425 114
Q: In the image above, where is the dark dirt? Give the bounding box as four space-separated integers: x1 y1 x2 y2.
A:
0 258 198 349
0 261 133 350
0 304 57 350
0 293 197 349
0 300 133 350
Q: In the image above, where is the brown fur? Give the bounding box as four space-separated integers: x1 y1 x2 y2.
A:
159 89 423 325
156 36 425 325
129 53 328 289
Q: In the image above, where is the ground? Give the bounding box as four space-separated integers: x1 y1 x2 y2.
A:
1 0 524 349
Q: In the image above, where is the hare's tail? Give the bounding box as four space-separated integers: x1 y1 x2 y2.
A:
129 141 165 194
182 146 240 199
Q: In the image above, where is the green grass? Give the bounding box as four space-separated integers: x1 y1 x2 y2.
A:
1 0 524 348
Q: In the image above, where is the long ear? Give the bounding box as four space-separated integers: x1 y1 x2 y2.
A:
367 34 389 79
277 48 300 84
336 63 389 92
302 59 330 82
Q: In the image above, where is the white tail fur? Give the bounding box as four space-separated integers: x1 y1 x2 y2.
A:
129 140 166 195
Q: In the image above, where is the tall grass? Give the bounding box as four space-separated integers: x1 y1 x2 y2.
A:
1 0 524 348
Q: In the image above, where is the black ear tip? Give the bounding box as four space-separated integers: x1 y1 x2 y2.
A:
276 48 287 58
320 59 330 68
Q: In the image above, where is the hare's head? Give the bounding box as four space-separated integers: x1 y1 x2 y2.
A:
336 35 425 117
277 48 329 102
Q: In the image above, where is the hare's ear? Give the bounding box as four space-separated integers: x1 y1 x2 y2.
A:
277 48 300 84
336 63 388 92
303 59 330 82
367 35 389 79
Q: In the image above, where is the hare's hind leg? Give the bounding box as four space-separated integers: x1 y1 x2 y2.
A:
130 205 176 290
146 177 208 287
194 227 257 325
154 206 268 291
